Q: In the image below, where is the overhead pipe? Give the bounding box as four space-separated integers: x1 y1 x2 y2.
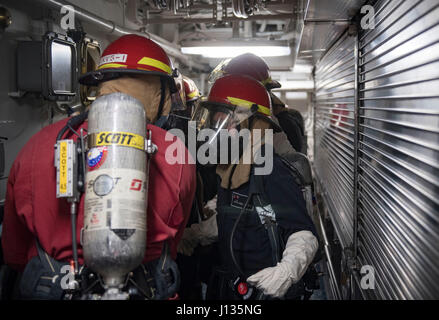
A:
304 18 350 25
27 0 208 70
281 0 309 70
146 13 298 24
232 0 248 19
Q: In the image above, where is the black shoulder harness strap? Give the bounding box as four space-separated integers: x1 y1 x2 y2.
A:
248 174 281 265
278 156 306 187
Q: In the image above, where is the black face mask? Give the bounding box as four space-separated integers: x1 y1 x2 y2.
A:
196 129 246 167
162 110 191 132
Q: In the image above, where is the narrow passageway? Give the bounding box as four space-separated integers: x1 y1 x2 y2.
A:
0 0 438 301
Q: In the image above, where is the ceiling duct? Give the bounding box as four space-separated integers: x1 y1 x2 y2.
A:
232 0 247 19
231 0 260 19
176 0 307 69
21 0 209 71
284 0 308 70
144 0 301 24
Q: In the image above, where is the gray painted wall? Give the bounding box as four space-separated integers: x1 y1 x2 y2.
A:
0 0 119 201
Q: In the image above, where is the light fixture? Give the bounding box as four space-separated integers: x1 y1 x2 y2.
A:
181 40 291 58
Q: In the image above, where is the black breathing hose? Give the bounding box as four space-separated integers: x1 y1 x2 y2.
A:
55 111 89 276
229 192 253 278
56 111 89 141
71 202 79 274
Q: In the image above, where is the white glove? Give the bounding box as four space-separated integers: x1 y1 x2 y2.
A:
203 197 218 220
177 212 218 256
247 230 318 298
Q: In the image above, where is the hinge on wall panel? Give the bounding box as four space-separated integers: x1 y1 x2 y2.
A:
344 246 359 273
348 22 358 36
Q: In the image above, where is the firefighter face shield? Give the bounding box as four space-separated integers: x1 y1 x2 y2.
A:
170 71 187 112
170 87 186 112
197 103 257 141
162 78 189 130
194 102 259 165
208 58 231 85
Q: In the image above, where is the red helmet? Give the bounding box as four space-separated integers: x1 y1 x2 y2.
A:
79 34 176 87
209 53 281 90
208 74 271 116
183 76 201 102
173 72 187 109
195 74 280 132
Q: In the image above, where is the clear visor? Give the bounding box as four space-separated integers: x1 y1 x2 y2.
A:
169 74 186 113
192 102 257 135
208 58 231 84
167 92 197 123
170 90 186 111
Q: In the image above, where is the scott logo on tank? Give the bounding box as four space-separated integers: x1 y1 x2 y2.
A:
97 132 135 145
129 179 146 192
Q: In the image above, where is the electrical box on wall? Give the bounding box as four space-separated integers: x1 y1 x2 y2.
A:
17 41 42 92
16 32 77 101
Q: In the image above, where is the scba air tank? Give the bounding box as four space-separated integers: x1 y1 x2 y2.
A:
83 92 149 290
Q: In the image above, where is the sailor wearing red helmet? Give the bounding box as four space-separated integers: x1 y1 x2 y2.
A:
210 53 307 154
193 74 319 300
2 34 196 300
163 75 202 140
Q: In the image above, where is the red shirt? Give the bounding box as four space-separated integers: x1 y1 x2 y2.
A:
2 118 195 271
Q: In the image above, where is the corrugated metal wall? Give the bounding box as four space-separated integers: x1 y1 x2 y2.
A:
314 0 439 300
357 0 439 300
314 32 356 250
